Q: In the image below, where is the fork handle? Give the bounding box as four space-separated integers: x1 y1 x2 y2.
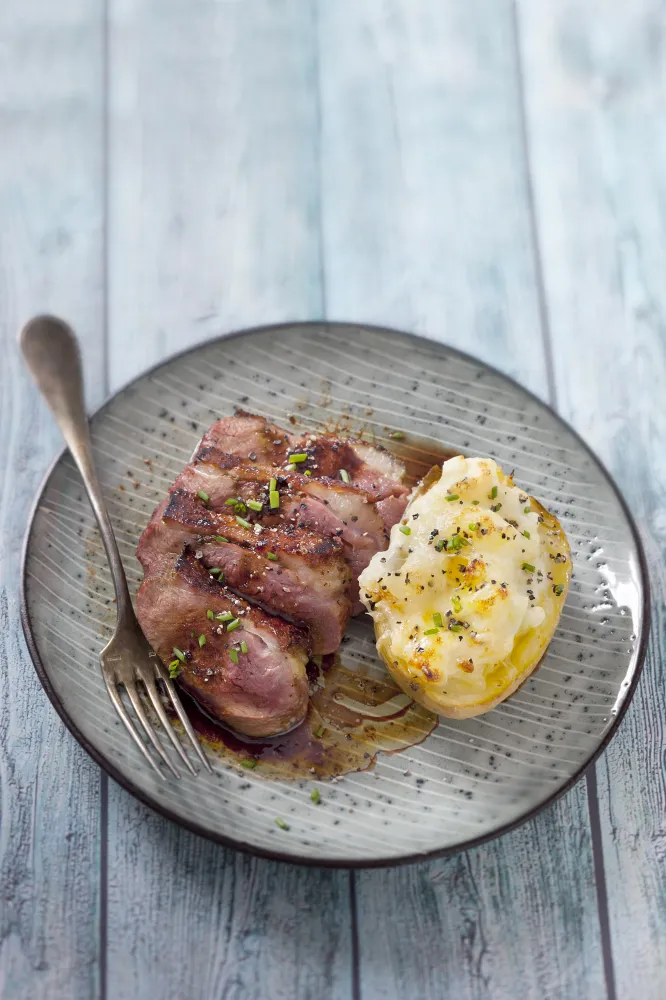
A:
19 315 133 619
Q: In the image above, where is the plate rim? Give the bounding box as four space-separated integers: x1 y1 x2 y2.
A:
19 319 652 868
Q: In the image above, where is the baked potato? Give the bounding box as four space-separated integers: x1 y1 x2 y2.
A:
358 456 570 718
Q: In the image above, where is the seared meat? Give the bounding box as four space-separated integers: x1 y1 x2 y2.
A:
200 411 409 501
136 551 309 737
135 411 408 736
175 447 408 612
137 490 351 654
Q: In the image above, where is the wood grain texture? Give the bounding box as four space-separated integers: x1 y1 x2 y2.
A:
0 2 104 998
317 4 605 998
105 3 352 998
519 2 666 996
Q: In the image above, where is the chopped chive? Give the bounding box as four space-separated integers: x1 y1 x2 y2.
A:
445 494 459 502
216 611 233 621
226 618 241 632
240 640 248 654
314 725 325 738
172 647 186 662
246 499 263 512
523 529 531 539
286 464 296 473
275 818 289 830
241 759 257 769
215 536 228 543
423 627 440 635
452 595 462 613
310 788 321 805
449 624 463 633
304 470 312 476
198 634 206 648
522 562 536 573
224 497 237 506
197 489 209 503
389 431 404 440
269 477 277 492
399 525 411 535
269 490 280 509
266 552 278 561
553 584 564 596
490 503 502 512
471 500 480 505
432 611 443 627
229 649 239 663
435 538 447 552
340 469 350 484
468 522 479 531
209 567 223 577
289 453 308 463
523 506 531 515
206 609 214 620
490 486 498 499
236 515 252 529
168 661 181 679
234 501 247 515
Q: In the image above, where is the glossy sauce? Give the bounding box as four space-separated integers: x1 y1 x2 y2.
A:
179 655 438 780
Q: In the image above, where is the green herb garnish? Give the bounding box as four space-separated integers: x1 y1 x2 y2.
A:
468 523 479 531
266 552 278 561
445 494 459 502
241 759 257 769
197 490 209 503
172 647 186 662
246 499 263 512
206 609 214 620
275 818 289 830
198 634 206 648
522 562 535 573
452 595 462 614
432 611 443 627
423 627 440 635
310 788 321 805
314 725 325 738
523 530 531 539
289 453 308 463
340 469 350 484
240 640 247 654
269 477 277 492
216 611 234 621
389 431 404 440
229 649 239 664
399 525 411 535
168 660 181 679
226 618 241 632
490 503 502 512
553 584 564 596
236 515 251 529
215 536 228 543
490 486 498 499
269 490 280 509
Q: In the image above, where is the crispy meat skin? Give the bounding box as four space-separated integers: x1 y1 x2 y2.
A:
135 412 407 734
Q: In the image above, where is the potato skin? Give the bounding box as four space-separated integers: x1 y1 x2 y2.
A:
365 466 571 719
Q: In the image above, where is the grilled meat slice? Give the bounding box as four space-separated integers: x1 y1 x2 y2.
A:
136 550 309 737
137 490 351 654
175 450 407 613
199 411 409 501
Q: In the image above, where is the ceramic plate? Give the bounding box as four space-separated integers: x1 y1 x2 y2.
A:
21 323 649 866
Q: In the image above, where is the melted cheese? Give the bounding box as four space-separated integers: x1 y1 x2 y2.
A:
359 456 553 704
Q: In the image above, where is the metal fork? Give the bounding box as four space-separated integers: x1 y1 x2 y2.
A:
20 315 211 779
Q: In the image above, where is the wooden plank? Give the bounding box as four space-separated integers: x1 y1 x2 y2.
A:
0 2 104 998
104 3 352 998
518 2 666 997
317 3 606 998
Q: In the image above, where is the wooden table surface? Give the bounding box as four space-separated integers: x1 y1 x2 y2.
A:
1 2 664 998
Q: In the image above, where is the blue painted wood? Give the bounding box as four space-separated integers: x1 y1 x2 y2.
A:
104 3 352 998
0 2 104 997
316 3 606 998
519 2 666 996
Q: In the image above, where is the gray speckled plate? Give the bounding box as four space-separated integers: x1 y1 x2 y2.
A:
21 323 649 866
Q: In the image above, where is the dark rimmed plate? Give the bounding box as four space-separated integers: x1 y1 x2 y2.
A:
21 322 649 866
